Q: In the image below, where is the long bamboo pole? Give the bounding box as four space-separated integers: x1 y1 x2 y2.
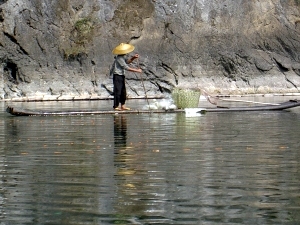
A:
217 98 280 105
137 59 150 108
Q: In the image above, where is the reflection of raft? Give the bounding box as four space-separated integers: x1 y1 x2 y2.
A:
5 99 300 116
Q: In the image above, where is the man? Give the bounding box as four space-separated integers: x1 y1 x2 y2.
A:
111 43 142 111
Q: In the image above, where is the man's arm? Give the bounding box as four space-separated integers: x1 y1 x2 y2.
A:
128 67 142 73
127 54 139 64
126 54 142 73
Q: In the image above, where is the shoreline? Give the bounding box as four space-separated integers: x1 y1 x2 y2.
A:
1 93 300 102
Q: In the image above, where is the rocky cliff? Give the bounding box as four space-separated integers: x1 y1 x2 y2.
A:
0 0 300 100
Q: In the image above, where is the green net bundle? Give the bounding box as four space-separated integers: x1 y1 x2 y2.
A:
172 88 201 108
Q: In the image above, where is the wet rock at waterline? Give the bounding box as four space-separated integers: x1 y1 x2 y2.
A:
0 0 300 100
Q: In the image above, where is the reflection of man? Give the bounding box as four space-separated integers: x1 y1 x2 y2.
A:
113 115 127 150
113 115 143 215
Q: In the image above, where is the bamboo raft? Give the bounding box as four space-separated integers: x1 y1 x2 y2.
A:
6 106 185 116
5 99 300 116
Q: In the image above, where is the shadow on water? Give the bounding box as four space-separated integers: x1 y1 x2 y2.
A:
1 99 300 224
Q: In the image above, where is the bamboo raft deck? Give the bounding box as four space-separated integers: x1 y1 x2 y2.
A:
5 99 300 116
6 106 185 116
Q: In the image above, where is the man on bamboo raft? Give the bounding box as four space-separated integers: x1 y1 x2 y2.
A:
111 43 142 111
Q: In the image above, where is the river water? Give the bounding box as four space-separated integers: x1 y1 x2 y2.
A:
1 97 300 225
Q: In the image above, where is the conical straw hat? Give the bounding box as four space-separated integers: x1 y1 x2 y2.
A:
112 43 135 55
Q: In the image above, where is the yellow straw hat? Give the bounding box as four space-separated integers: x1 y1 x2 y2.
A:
112 43 135 55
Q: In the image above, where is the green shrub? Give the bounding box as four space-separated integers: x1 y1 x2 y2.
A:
74 17 94 45
62 17 95 60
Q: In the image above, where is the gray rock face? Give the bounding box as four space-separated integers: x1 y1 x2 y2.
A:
0 0 300 100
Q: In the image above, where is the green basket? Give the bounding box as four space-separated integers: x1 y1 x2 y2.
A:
172 89 200 108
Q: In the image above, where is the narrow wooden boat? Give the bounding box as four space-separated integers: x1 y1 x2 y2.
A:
5 99 300 116
201 99 300 113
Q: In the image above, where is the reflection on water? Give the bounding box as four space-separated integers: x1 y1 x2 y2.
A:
114 115 127 149
0 99 300 224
